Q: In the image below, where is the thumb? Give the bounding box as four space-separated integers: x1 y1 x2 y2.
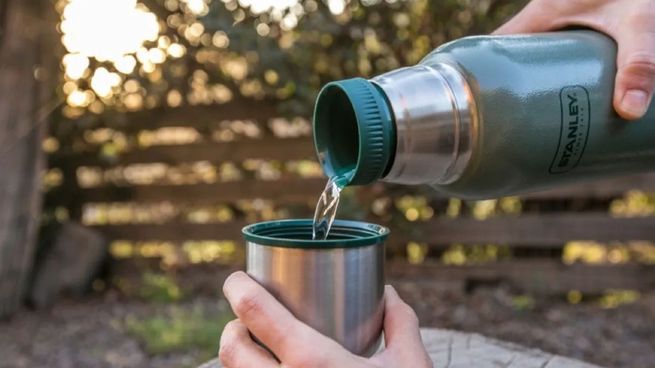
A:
381 286 431 364
613 28 655 120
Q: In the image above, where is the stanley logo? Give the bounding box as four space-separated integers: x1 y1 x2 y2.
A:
549 86 590 174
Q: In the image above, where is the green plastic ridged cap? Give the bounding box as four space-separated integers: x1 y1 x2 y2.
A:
313 78 395 186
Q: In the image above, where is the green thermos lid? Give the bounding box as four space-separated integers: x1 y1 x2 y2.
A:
313 78 395 187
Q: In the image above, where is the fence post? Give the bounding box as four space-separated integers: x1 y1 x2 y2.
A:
0 0 53 317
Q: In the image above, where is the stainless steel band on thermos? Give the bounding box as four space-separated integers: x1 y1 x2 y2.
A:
372 63 476 186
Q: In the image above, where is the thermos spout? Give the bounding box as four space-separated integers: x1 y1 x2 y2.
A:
312 63 477 187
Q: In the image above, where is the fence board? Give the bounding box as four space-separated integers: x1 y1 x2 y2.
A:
113 258 654 296
51 137 315 167
49 173 655 205
409 214 655 245
519 173 655 200
62 178 326 204
388 260 655 294
90 214 655 245
87 102 279 132
94 222 246 242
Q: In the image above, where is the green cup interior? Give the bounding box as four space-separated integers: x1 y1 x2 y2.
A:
242 219 389 248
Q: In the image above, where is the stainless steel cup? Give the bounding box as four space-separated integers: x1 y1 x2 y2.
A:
242 219 389 357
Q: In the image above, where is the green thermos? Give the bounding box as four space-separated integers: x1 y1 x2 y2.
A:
312 30 655 199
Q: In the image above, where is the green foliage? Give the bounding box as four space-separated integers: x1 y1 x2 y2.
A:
223 0 527 114
124 306 233 361
610 190 655 217
57 0 528 118
598 289 640 309
138 272 184 303
441 244 512 265
566 289 641 308
511 294 536 311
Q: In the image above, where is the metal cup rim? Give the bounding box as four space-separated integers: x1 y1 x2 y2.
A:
242 219 389 249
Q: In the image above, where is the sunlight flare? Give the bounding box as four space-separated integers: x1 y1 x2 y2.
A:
61 0 160 62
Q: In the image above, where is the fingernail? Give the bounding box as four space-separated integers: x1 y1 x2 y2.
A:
621 89 649 118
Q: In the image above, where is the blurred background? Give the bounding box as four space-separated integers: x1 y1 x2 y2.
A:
0 0 654 367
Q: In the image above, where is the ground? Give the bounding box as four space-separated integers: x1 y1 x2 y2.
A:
0 268 653 368
397 281 655 368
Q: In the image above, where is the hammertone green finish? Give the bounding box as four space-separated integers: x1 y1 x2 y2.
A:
242 219 389 248
425 31 655 199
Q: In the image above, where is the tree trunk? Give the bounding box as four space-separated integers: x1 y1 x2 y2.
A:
0 0 51 318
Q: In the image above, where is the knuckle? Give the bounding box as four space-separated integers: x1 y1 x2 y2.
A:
624 52 655 77
218 338 239 366
218 320 239 362
233 290 264 319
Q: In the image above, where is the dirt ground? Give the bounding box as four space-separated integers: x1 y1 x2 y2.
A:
395 282 655 368
0 294 229 368
0 273 653 368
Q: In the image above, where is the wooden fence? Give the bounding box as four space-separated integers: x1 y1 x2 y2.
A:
47 102 655 295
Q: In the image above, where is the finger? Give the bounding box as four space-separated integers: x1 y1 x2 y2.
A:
219 319 278 368
222 271 352 366
493 0 561 35
612 10 655 119
382 285 431 365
